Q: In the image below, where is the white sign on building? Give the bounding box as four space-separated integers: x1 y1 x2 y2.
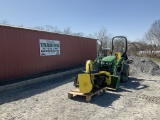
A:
39 39 60 56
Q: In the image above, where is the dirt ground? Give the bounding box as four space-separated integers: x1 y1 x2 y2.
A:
0 56 160 120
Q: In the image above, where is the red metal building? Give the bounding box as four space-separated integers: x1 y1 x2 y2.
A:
0 25 97 81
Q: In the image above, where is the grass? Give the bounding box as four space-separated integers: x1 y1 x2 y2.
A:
149 57 160 63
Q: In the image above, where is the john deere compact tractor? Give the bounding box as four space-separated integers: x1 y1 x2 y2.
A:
73 36 130 94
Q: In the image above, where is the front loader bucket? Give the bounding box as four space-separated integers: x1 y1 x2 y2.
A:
108 75 120 90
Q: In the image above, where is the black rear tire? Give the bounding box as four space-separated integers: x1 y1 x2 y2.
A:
121 64 129 82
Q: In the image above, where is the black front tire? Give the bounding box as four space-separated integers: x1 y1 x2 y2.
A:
121 64 129 82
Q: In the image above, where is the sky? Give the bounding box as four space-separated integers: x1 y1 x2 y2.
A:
0 0 160 41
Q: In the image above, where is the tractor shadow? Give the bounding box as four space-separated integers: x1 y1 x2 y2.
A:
94 77 149 107
70 76 149 107
91 92 120 107
118 77 149 92
70 92 121 107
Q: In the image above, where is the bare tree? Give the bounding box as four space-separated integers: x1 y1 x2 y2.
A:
33 25 62 33
45 25 54 32
52 26 61 33
0 19 9 25
63 27 72 35
94 26 111 53
145 19 160 46
33 26 45 31
87 33 94 38
73 32 84 37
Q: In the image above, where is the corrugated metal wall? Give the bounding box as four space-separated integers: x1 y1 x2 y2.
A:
0 25 97 81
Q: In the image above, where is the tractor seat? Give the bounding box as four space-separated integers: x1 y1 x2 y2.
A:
121 52 128 60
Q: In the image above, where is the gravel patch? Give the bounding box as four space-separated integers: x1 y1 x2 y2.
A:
0 56 160 120
128 56 160 76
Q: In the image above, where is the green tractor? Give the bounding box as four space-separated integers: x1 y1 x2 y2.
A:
74 36 130 93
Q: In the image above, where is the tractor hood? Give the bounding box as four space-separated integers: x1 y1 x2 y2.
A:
102 56 116 63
